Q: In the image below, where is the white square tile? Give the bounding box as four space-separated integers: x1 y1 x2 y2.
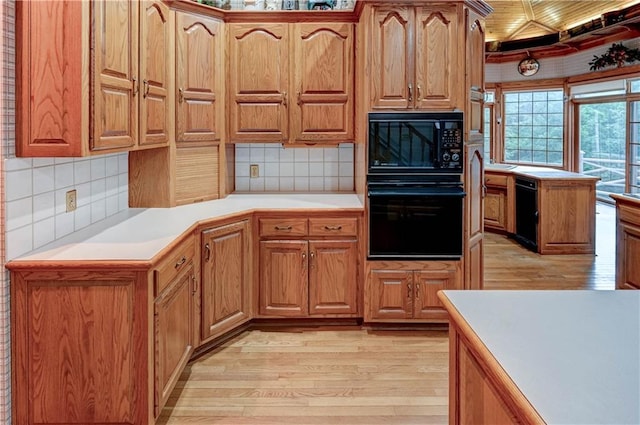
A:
33 192 56 222
294 176 309 191
250 146 265 162
118 153 129 174
118 172 128 189
235 146 251 162
54 157 74 164
339 145 354 162
324 147 339 162
235 162 250 177
339 162 354 177
279 162 294 177
91 179 106 202
5 157 33 171
309 162 324 177
339 176 354 191
323 162 340 177
54 162 74 189
106 175 119 197
33 217 56 249
6 225 33 260
309 178 324 191
279 177 294 191
294 148 309 161
90 156 107 180
32 165 55 195
236 177 250 191
5 169 33 201
32 158 55 167
91 199 107 223
265 147 281 162
249 177 265 192
294 162 309 176
105 155 119 177
264 162 279 177
55 188 69 215
279 147 294 161
105 194 119 217
6 197 33 231
73 160 92 184
74 204 91 230
76 182 91 207
118 191 129 211
309 148 324 162
265 177 280 191
55 211 75 239
324 177 340 191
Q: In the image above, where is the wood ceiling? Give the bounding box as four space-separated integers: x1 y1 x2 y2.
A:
483 0 640 62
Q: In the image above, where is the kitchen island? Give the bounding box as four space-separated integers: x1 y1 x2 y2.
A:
611 193 640 289
439 289 640 425
484 164 599 254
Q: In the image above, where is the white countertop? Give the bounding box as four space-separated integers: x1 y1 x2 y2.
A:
442 290 640 425
9 193 363 262
485 164 600 180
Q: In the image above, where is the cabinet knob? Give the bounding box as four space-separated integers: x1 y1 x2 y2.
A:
408 83 413 102
416 84 422 101
132 77 139 96
310 251 315 268
302 251 307 266
297 91 302 106
178 88 184 104
143 79 150 98
282 91 288 107
204 243 211 262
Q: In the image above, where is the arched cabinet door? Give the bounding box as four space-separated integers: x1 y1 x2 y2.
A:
465 144 484 290
229 23 289 142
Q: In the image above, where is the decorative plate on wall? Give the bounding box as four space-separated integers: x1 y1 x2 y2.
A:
518 57 540 76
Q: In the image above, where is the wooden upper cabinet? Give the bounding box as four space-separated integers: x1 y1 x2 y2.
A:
92 0 139 151
229 23 289 142
466 8 486 135
370 4 462 110
176 13 223 144
139 1 173 147
291 23 354 143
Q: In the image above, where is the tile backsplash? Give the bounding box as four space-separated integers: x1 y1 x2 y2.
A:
234 143 355 192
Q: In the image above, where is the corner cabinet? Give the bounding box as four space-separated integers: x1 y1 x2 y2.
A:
257 214 361 317
229 22 354 144
369 4 462 110
17 0 172 157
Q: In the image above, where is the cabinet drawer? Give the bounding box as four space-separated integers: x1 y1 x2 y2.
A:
259 218 308 237
485 174 508 188
309 217 358 237
155 236 195 296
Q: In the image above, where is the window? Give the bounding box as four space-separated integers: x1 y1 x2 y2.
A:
503 90 564 166
484 91 494 162
630 101 640 194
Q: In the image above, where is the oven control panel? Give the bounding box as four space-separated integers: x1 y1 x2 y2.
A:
440 129 463 169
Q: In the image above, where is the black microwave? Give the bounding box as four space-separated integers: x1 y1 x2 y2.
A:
368 112 463 174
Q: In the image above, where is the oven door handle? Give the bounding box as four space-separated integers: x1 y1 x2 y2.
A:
367 188 466 198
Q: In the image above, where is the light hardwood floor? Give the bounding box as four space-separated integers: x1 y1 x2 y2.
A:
157 203 616 424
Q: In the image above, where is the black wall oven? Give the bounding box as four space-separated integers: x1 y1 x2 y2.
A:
367 112 465 260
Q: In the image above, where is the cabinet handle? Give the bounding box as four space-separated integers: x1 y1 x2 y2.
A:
417 84 422 101
175 256 186 269
324 225 342 231
178 88 184 103
204 243 211 262
310 251 315 268
132 77 139 96
407 282 412 299
275 225 292 231
415 282 420 299
302 251 307 266
297 91 302 105
408 83 413 102
283 91 288 107
143 79 150 98
192 275 197 295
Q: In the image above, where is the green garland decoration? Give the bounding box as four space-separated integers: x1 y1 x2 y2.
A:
589 43 640 71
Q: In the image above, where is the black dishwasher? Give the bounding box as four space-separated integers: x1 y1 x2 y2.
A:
514 177 538 251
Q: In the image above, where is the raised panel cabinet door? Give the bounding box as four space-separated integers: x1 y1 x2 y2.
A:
139 0 173 147
201 220 251 342
370 7 413 109
484 188 507 231
465 144 484 290
413 268 459 319
618 222 640 289
308 240 358 316
367 270 412 320
291 23 354 143
229 23 289 142
16 0 89 157
11 271 148 424
92 0 139 151
176 13 222 144
414 4 461 110
466 9 486 135
259 240 308 316
154 265 195 417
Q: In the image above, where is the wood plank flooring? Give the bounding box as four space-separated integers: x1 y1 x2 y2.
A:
158 203 616 424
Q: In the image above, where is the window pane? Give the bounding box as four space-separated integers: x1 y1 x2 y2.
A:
503 89 564 166
630 80 640 93
630 101 640 194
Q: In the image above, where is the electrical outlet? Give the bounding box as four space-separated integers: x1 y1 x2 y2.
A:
250 164 259 178
66 190 77 212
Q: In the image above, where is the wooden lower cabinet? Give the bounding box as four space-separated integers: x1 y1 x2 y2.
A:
200 219 252 342
366 261 461 322
484 171 511 233
612 194 640 290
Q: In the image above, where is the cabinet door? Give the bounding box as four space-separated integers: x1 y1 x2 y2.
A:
618 222 640 290
259 240 308 316
308 240 358 316
176 13 222 144
367 270 412 320
466 9 486 136
465 144 484 290
291 23 354 143
370 7 413 109
414 5 461 110
139 0 172 147
413 269 458 319
201 221 251 342
229 23 289 142
92 0 139 151
484 188 507 231
155 265 195 417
